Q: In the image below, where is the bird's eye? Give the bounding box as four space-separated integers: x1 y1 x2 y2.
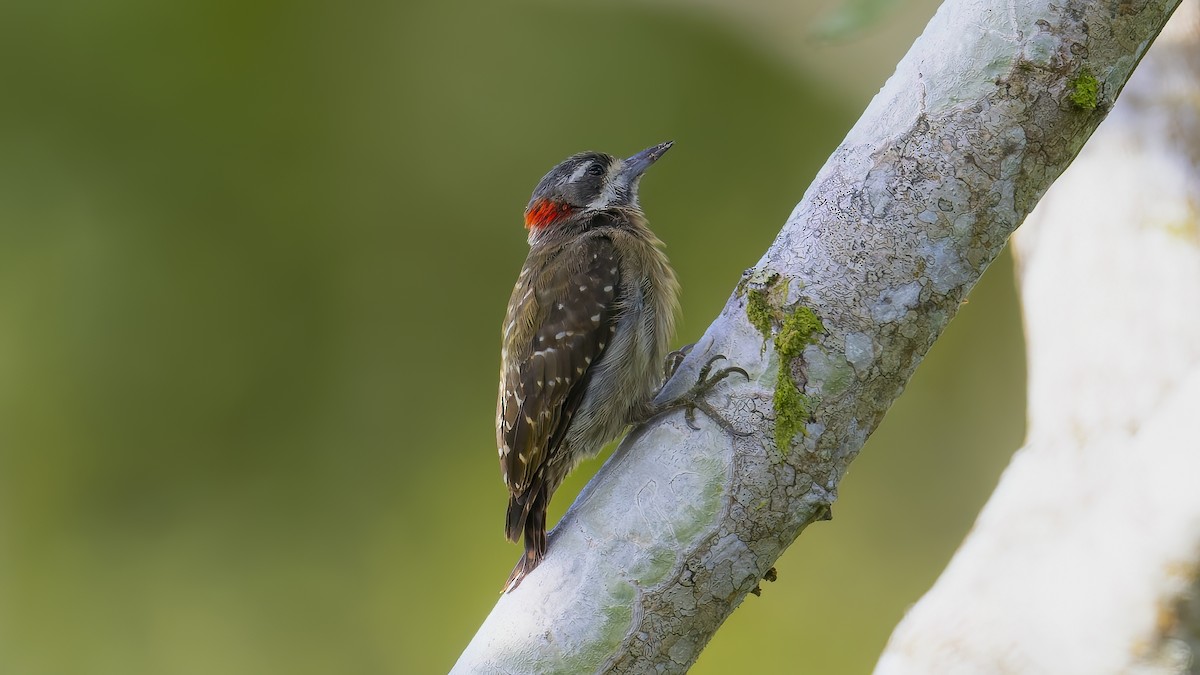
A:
586 163 605 176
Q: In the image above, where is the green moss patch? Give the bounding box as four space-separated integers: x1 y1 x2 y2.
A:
742 271 786 343
772 307 824 450
746 288 775 339
1069 69 1099 110
776 306 824 359
742 272 825 452
773 371 811 452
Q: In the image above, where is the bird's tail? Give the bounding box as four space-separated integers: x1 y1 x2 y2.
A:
504 490 530 544
503 486 548 592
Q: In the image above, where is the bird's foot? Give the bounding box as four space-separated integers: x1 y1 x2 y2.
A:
650 353 750 435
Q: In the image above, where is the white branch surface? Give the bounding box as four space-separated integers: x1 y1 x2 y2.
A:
876 3 1200 673
455 0 1182 671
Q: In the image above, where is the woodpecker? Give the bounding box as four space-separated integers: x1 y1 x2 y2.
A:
496 142 745 592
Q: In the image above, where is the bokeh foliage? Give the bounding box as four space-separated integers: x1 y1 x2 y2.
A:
0 1 1024 672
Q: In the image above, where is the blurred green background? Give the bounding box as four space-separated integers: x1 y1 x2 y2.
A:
0 0 1025 673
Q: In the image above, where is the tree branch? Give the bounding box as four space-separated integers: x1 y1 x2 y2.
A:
876 2 1200 671
455 0 1182 671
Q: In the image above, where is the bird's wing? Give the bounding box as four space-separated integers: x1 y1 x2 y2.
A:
498 235 620 532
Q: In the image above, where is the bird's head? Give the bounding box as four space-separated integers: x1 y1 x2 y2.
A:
523 141 673 234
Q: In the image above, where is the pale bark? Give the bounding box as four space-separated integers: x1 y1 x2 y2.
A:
454 0 1182 671
875 3 1200 673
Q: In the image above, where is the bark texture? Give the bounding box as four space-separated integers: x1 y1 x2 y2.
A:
876 2 1200 672
454 0 1182 671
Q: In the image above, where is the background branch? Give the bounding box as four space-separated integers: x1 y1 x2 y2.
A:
876 2 1200 671
455 0 1182 671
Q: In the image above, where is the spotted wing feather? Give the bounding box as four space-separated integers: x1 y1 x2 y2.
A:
498 236 620 543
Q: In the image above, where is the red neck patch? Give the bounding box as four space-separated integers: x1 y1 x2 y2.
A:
524 198 575 231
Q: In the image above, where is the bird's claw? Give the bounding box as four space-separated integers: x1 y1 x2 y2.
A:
695 355 750 390
663 343 696 380
679 354 751 436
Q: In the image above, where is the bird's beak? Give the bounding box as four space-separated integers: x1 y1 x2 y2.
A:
618 141 674 183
